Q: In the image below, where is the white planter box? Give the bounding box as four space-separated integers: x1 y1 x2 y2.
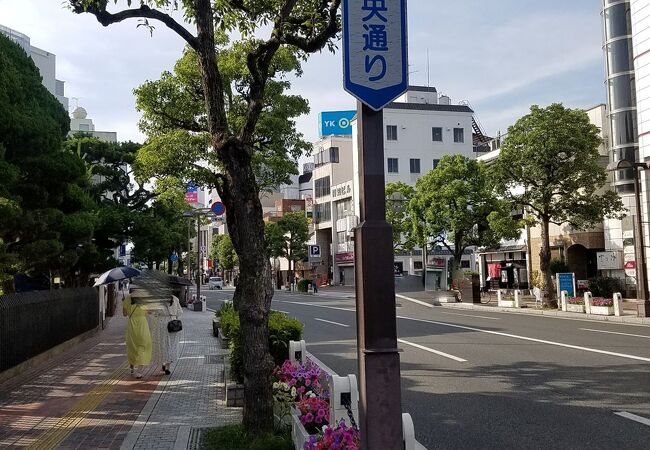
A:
566 304 585 313
498 299 516 308
291 407 314 450
590 305 614 316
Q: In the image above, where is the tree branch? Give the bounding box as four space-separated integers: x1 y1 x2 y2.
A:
70 1 199 50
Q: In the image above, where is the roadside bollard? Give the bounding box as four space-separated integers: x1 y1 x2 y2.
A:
613 292 623 316
329 374 359 427
514 289 521 308
497 289 502 304
584 291 592 314
403 413 416 450
561 290 568 312
288 340 306 364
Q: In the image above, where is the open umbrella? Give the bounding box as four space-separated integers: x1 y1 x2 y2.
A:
93 266 141 287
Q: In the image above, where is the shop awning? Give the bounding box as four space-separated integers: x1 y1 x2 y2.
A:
478 245 526 255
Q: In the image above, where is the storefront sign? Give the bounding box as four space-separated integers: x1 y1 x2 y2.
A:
331 181 353 200
426 256 446 268
335 251 355 263
596 251 622 270
557 272 575 298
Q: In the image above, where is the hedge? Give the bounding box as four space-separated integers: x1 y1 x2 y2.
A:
297 279 312 292
217 303 303 383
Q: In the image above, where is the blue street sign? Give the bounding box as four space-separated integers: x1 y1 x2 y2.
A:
186 182 197 193
342 0 409 111
211 201 226 216
319 110 356 136
170 253 178 263
557 273 575 297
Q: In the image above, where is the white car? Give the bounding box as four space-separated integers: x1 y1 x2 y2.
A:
208 276 223 290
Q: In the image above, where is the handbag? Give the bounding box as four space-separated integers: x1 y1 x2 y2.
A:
167 319 182 333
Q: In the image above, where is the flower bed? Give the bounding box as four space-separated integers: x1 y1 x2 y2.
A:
304 420 361 450
590 297 614 316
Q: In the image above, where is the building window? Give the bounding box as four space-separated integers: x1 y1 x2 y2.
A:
433 159 440 169
414 261 423 270
409 158 420 174
329 147 339 163
386 125 398 141
78 123 91 131
432 127 442 142
314 176 331 198
336 199 353 218
314 202 331 223
454 128 464 143
460 260 470 268
387 158 399 173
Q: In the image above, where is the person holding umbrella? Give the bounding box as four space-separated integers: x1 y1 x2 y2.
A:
122 287 152 378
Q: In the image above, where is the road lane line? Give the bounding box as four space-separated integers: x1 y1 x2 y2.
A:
396 295 499 320
580 328 650 339
397 316 650 363
275 300 355 312
614 411 650 426
314 318 350 327
397 339 467 362
396 294 433 308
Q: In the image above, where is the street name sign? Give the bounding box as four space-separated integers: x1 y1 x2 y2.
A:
342 0 409 110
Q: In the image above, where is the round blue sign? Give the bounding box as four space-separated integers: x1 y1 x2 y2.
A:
211 201 226 216
170 253 178 263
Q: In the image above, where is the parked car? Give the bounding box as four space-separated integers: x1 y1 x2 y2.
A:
208 276 223 290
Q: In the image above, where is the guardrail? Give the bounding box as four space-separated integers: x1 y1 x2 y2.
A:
288 340 426 450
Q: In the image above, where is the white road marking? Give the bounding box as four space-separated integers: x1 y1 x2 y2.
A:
397 316 650 363
314 318 350 328
275 300 355 312
397 339 467 362
580 328 650 339
614 411 650 426
396 294 432 308
396 294 499 320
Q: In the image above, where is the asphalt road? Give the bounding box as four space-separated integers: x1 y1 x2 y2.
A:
203 288 650 449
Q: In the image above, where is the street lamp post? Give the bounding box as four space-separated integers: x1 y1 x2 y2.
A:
184 207 214 307
608 160 650 317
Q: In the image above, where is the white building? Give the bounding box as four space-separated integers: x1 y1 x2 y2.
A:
0 24 69 110
69 106 118 142
311 136 355 286
350 86 476 287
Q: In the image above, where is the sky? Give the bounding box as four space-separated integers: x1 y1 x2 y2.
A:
0 0 606 147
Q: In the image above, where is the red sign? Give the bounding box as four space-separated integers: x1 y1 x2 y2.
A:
185 191 198 203
625 261 636 269
427 257 446 268
335 252 355 263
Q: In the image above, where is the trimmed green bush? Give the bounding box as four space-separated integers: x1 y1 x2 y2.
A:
201 424 292 450
588 277 621 298
297 279 312 292
218 304 303 384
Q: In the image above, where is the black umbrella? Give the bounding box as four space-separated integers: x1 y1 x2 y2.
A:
93 266 141 287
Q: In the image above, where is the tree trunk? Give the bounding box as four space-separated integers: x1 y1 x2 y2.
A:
539 218 556 307
167 257 173 274
218 141 274 434
178 260 184 277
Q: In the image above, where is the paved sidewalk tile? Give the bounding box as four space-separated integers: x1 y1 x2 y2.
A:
0 306 239 450
122 310 241 450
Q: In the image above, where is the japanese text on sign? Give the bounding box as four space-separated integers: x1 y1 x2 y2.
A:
362 0 389 82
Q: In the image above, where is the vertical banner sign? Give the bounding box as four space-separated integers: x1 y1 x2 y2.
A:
557 273 576 298
185 183 198 204
343 0 409 110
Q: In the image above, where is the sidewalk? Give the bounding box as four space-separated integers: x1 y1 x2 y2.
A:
0 308 240 449
397 291 650 325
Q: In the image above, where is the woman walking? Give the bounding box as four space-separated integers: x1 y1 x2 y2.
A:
153 295 183 375
123 289 152 379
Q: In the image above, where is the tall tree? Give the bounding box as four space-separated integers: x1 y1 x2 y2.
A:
216 234 238 282
491 104 625 306
275 211 309 285
410 155 521 280
0 34 96 292
386 182 418 252
70 0 340 431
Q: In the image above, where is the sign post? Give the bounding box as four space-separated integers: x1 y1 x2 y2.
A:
343 1 408 448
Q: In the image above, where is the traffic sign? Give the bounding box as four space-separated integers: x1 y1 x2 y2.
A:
309 245 321 259
211 201 226 216
170 253 178 263
342 0 409 111
185 182 198 203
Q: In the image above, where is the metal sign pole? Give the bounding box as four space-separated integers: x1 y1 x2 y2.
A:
197 216 201 303
354 101 403 450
